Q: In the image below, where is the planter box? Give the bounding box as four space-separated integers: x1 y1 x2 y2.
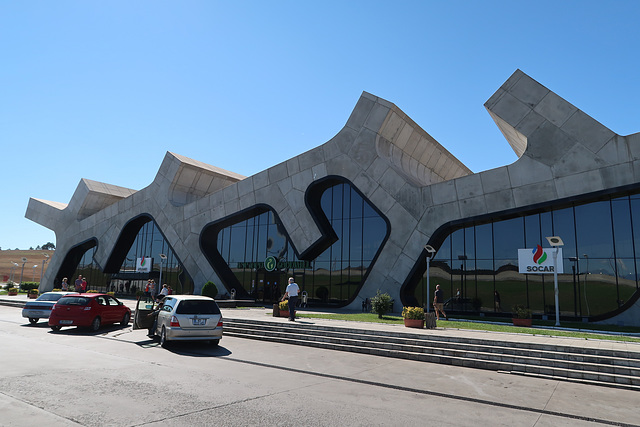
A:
280 310 291 318
403 318 425 329
7 292 18 296
28 293 38 299
512 318 532 327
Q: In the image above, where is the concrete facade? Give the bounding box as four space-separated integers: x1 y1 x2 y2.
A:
26 70 640 322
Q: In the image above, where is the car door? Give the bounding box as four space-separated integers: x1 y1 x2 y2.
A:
133 299 156 330
156 297 176 334
106 296 125 323
95 296 112 323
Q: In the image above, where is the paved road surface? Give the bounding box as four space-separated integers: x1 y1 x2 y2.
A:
0 305 638 426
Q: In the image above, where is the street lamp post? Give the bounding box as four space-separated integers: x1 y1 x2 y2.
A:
569 256 579 317
9 262 18 283
40 253 49 285
32 265 38 282
424 245 436 313
19 258 27 286
546 236 564 327
158 254 167 291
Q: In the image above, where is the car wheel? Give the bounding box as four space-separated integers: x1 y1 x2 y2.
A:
90 316 101 332
120 312 130 326
28 318 39 325
160 326 169 348
51 325 61 331
210 339 220 347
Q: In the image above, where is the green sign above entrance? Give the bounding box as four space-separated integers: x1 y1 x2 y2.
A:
237 258 312 271
264 256 277 272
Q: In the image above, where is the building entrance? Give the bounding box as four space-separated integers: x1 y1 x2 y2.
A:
255 270 285 303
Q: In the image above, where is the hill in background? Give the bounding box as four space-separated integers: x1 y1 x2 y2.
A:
0 250 55 284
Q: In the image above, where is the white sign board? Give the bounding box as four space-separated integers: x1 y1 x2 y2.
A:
518 245 563 274
136 257 152 273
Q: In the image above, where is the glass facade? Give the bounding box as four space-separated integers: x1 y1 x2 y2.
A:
412 192 640 320
204 181 388 306
63 219 193 295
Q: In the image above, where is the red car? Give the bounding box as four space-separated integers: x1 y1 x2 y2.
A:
49 293 131 331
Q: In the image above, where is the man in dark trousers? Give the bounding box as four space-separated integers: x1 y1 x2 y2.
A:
283 277 300 321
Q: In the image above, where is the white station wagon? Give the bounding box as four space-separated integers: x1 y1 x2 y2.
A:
135 295 223 348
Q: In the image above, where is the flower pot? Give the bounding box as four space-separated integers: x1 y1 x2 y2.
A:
7 292 18 296
280 310 291 318
404 318 425 329
512 318 532 327
28 293 38 299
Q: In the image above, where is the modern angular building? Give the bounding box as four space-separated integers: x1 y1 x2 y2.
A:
26 70 640 327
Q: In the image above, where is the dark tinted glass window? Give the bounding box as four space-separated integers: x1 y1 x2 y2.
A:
57 297 90 306
493 217 523 260
37 293 65 302
575 202 613 259
176 299 221 315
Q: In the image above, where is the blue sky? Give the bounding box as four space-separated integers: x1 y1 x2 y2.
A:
1 1 639 250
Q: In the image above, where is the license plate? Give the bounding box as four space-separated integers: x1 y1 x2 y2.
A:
60 320 74 325
192 318 206 325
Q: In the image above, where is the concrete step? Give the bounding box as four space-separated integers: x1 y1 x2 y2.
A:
224 318 640 391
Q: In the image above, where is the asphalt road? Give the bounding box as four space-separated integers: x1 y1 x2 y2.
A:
0 305 638 427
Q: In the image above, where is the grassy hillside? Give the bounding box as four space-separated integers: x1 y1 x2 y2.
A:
0 250 55 284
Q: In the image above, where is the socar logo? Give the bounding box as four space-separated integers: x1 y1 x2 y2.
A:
532 245 547 264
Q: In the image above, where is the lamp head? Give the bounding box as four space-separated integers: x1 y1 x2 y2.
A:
545 236 564 247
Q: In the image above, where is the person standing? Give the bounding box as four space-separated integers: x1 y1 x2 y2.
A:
81 278 88 293
74 275 83 292
61 278 69 291
494 290 501 312
433 284 447 320
283 277 300 321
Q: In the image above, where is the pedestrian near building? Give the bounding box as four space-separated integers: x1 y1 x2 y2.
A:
61 278 68 291
494 290 501 312
283 277 300 321
433 284 447 320
74 275 83 292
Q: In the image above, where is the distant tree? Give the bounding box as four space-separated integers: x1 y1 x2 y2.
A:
29 247 34 250
36 245 41 250
42 242 56 251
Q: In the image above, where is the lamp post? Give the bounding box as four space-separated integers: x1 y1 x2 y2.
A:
546 236 564 327
569 256 579 317
19 257 27 286
458 255 467 300
424 245 436 313
40 253 49 285
32 265 38 282
10 262 18 283
158 254 167 291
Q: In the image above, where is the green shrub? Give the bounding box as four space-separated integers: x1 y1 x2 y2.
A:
4 283 14 291
402 306 424 319
279 300 289 310
512 304 532 319
20 282 39 291
201 281 218 299
370 290 393 319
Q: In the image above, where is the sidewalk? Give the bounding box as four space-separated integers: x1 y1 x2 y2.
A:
2 293 640 356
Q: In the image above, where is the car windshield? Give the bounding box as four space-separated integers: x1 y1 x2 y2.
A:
57 296 90 306
37 293 65 302
175 300 220 315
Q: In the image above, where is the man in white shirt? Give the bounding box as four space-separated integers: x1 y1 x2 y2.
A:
284 277 300 321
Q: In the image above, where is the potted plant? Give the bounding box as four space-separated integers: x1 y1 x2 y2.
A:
7 287 18 296
512 304 532 327
402 306 425 328
28 289 39 299
278 300 291 318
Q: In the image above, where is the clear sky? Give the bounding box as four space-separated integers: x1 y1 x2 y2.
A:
1 1 639 250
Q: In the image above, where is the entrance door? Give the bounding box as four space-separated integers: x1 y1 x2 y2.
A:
257 271 285 304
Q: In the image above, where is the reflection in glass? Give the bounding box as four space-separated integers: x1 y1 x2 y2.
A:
415 192 640 321
210 181 387 306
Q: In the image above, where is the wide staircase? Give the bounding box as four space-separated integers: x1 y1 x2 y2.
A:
224 318 640 391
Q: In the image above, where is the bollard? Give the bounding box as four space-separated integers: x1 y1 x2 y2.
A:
425 312 437 329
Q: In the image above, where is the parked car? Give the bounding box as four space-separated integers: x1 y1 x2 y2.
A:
134 295 223 348
22 291 74 324
49 293 131 331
